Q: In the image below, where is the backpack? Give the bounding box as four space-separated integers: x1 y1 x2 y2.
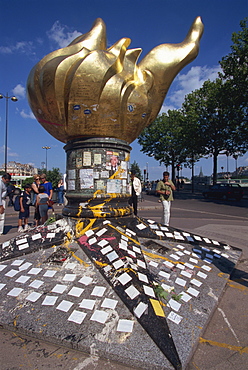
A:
14 195 21 211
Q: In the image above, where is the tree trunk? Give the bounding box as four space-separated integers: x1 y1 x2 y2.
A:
213 152 218 184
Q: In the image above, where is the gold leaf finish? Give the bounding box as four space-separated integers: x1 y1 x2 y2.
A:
27 17 203 144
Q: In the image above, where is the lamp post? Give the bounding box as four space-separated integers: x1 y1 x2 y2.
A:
0 93 18 172
42 146 51 171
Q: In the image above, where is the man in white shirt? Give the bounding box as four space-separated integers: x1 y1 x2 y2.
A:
129 171 142 216
0 173 11 235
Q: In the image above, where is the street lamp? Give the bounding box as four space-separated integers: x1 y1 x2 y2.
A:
0 93 18 172
42 146 51 171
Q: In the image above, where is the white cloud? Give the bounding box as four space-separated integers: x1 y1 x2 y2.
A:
47 21 82 48
0 145 18 157
20 109 35 119
162 65 221 112
0 41 34 55
13 84 26 99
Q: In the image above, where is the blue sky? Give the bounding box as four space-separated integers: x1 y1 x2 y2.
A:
0 0 247 180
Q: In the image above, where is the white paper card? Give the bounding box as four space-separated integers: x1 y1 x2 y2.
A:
143 285 155 298
32 233 42 240
96 228 108 237
170 254 180 260
12 260 25 266
46 233 55 239
137 260 146 269
29 279 44 289
7 287 23 297
0 264 7 271
88 237 97 245
5 269 19 277
51 284 67 294
138 272 148 283
163 261 174 269
91 286 106 297
117 319 134 332
113 259 124 269
28 268 42 275
168 298 181 312
201 265 211 272
42 295 58 306
68 287 84 297
149 261 158 268
78 276 93 285
15 275 30 284
101 298 118 309
79 299 96 310
19 262 32 271
16 238 28 245
0 283 6 290
118 272 132 286
187 287 200 297
176 264 185 270
18 243 30 250
90 310 108 324
56 300 73 312
68 310 87 324
175 278 186 287
159 271 170 280
181 270 192 278
106 251 119 262
43 270 57 277
101 245 113 255
134 302 148 318
125 285 139 299
63 274 76 281
26 291 42 302
197 271 208 279
167 311 183 324
189 258 198 264
191 279 202 287
85 229 94 237
98 239 109 247
136 223 146 230
180 291 192 302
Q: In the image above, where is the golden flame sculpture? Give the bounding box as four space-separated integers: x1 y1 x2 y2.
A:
27 17 203 144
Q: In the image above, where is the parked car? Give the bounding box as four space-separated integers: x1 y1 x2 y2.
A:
202 183 243 201
146 183 159 196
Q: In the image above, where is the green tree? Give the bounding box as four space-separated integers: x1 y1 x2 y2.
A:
182 78 247 184
38 167 62 188
138 110 188 182
219 18 248 110
130 161 142 180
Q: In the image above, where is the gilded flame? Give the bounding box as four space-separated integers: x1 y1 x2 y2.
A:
27 17 203 144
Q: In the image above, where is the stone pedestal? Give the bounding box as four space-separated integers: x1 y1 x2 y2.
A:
63 137 133 218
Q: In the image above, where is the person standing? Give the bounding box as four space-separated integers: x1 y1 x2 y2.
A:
0 173 11 235
31 175 40 205
17 184 32 232
36 185 49 224
57 179 64 205
129 171 142 216
40 174 53 201
156 171 176 226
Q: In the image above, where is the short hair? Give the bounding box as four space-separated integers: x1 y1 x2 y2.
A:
41 173 47 179
24 183 32 189
131 170 136 175
2 173 11 180
39 185 45 193
163 171 169 176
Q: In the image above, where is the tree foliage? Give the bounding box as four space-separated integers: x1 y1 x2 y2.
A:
38 167 62 188
138 19 248 184
138 110 188 181
130 161 142 180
